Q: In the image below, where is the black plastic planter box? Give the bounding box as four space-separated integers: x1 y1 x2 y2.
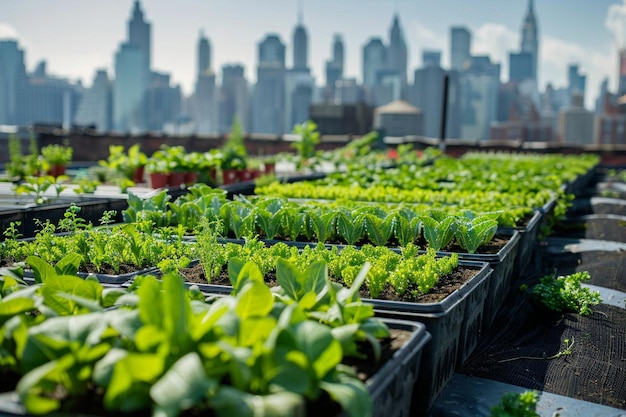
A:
365 318 431 417
371 261 492 415
22 266 160 286
499 209 543 277
436 229 520 330
0 320 430 417
0 198 125 241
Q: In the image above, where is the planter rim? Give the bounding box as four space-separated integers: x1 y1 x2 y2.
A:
169 259 491 317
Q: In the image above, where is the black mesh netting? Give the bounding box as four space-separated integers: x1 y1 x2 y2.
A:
461 290 626 409
539 250 626 293
554 217 626 242
460 172 626 410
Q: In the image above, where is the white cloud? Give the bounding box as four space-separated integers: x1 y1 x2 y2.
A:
472 22 519 78
540 35 613 97
606 0 626 49
0 22 19 41
469 22 612 109
407 19 446 67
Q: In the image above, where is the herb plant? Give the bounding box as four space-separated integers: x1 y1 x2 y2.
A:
491 391 539 417
530 271 601 316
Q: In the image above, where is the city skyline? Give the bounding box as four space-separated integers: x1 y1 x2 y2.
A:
1 0 625 109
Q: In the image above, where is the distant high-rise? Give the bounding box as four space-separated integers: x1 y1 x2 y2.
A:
219 64 248 133
618 48 626 97
332 34 344 74
460 56 501 140
292 14 308 71
422 50 442 68
145 72 181 132
194 31 216 134
412 60 445 138
113 43 147 131
363 38 386 88
197 30 211 76
450 27 471 71
509 52 533 83
567 64 586 106
520 0 539 83
74 69 113 131
324 34 344 102
113 1 151 132
558 94 593 144
386 15 408 85
253 34 286 134
128 0 151 70
0 40 27 125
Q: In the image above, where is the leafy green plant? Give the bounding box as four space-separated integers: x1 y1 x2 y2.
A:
491 390 539 417
14 175 69 205
40 144 72 166
455 211 499 254
292 120 320 169
221 117 248 170
421 211 458 251
530 271 601 316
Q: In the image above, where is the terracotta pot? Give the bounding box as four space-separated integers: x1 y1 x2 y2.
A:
48 164 66 178
222 169 239 185
149 172 169 189
184 171 199 185
132 166 145 183
238 169 254 182
169 172 186 187
263 162 276 175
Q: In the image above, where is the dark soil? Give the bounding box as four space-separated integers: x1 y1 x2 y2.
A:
179 262 481 304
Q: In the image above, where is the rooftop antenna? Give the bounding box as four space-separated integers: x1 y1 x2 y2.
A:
297 0 303 25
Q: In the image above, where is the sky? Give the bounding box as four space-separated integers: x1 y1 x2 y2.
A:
1 0 626 109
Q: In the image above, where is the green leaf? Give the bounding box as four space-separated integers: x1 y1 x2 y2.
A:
41 274 102 315
25 256 56 284
104 352 165 411
151 352 216 417
276 258 302 300
294 321 342 379
0 297 35 324
319 378 371 417
54 253 83 276
236 280 274 319
229 259 264 294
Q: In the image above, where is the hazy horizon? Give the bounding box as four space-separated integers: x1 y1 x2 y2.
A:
1 0 625 109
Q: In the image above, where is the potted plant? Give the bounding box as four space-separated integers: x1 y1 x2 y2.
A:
40 144 72 177
145 149 172 189
126 143 148 183
220 117 248 184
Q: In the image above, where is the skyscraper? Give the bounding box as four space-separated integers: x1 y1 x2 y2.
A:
74 69 113 131
450 27 471 71
194 31 217 134
325 34 344 102
386 15 408 86
362 38 386 88
618 48 626 97
219 64 248 133
520 0 539 84
128 0 151 71
252 34 286 134
113 1 151 132
568 64 586 106
413 51 446 138
460 56 501 140
197 30 211 77
113 43 147 131
509 52 533 83
292 14 308 71
0 40 27 125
